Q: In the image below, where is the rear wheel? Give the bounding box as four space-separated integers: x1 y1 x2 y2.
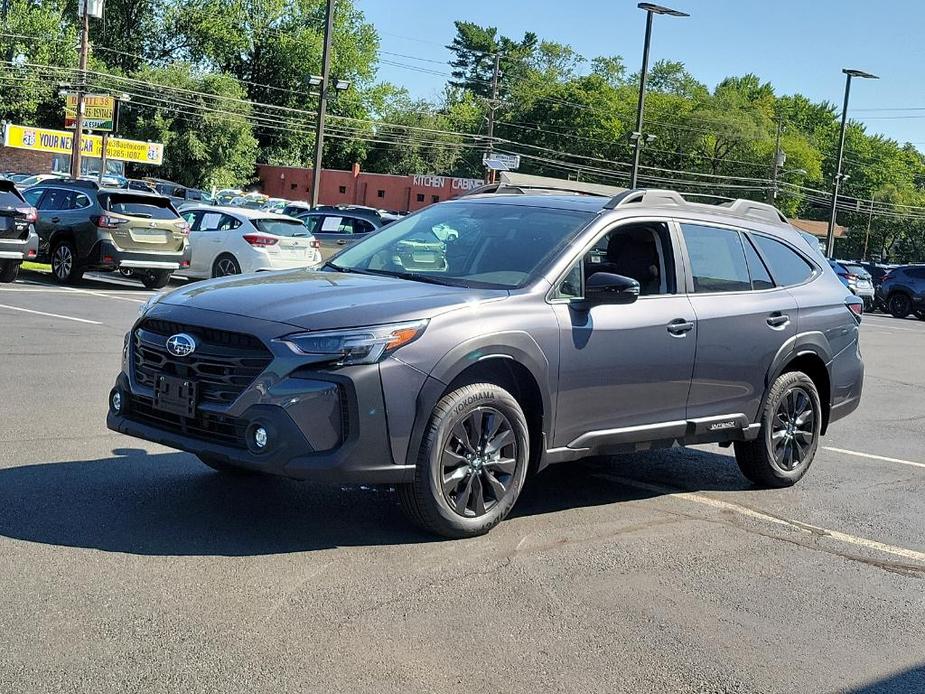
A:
212 254 241 278
50 240 82 284
0 260 19 283
889 292 912 319
398 383 530 538
734 371 821 488
141 269 172 289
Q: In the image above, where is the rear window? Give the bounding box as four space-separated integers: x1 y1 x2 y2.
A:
253 218 312 237
103 194 178 220
0 189 25 208
840 263 868 276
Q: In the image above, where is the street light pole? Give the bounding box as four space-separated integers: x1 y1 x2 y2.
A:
629 3 688 189
310 0 335 209
826 68 878 257
768 119 783 203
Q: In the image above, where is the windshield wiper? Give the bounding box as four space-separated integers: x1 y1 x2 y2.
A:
321 261 352 272
361 268 465 287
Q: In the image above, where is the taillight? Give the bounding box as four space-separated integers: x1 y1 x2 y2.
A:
846 298 863 322
91 215 128 229
242 233 278 247
310 239 320 249
845 273 858 281
174 220 191 236
16 206 37 223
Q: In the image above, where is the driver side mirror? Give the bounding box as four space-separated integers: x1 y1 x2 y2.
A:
578 272 640 307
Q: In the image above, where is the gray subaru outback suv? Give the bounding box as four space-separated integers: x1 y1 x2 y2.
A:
107 188 864 538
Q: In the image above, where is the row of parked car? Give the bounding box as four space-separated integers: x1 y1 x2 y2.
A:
827 259 925 319
0 177 400 286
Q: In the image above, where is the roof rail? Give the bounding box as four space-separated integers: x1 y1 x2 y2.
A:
603 187 790 226
603 188 686 209
458 182 600 198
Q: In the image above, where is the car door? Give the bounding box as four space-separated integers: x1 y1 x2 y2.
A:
551 219 697 448
312 215 359 258
679 222 798 423
188 210 231 276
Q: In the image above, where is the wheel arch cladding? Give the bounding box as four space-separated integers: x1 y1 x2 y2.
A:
780 352 831 435
406 332 553 469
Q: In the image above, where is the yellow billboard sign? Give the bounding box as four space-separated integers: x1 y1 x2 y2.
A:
3 124 163 166
65 93 115 131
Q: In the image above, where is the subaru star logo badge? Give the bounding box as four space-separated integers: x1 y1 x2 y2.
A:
166 333 196 357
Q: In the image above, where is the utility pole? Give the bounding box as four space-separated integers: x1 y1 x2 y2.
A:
309 0 335 209
70 0 90 179
862 197 874 261
768 119 783 204
484 53 501 183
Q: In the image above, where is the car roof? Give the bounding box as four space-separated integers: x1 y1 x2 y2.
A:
446 193 608 212
182 204 299 221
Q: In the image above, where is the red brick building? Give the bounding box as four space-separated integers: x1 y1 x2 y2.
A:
257 164 483 213
0 146 53 174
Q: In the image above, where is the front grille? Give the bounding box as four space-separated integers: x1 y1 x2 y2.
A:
127 394 248 448
132 319 272 405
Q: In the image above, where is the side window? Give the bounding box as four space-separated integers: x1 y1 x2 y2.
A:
338 218 357 234
752 235 815 287
72 193 91 210
199 212 224 230
38 189 70 211
183 211 202 230
558 221 676 298
217 214 240 230
742 234 774 290
353 219 375 234
302 216 320 234
22 188 43 206
681 223 751 293
319 216 348 234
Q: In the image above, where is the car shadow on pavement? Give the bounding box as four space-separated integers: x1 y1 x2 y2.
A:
0 445 750 557
846 664 925 693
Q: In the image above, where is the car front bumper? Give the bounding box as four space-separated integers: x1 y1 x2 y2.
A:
105 307 415 483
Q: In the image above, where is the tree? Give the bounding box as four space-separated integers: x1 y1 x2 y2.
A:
446 21 537 98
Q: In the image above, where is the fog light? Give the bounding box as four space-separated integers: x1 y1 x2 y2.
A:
253 426 268 449
111 390 122 414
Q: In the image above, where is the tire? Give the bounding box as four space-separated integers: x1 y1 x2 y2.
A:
141 269 172 289
915 309 925 322
398 383 530 538
734 371 822 488
0 260 19 283
888 292 912 319
196 454 258 475
50 240 82 284
212 254 241 278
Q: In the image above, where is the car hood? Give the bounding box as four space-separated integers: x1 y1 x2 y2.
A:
159 269 507 330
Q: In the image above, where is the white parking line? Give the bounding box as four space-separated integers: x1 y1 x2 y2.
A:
599 473 925 564
0 285 146 303
0 303 102 325
823 446 925 470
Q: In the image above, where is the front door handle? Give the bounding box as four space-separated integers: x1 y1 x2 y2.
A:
667 318 695 336
767 312 790 328
336 239 348 245
50 217 60 223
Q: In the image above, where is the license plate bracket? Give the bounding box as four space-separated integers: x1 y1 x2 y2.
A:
153 374 197 417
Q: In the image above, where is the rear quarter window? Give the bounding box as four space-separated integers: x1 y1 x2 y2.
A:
253 218 311 237
103 194 179 220
752 234 816 287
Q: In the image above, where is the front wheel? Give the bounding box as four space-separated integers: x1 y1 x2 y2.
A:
0 260 20 283
398 383 530 538
734 371 822 488
141 269 172 289
889 293 912 319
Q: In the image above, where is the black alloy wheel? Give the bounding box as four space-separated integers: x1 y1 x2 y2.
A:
770 386 815 471
440 406 517 518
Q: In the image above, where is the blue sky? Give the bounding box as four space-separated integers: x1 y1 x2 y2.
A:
358 0 925 147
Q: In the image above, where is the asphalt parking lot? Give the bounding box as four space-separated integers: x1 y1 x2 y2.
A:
0 269 923 694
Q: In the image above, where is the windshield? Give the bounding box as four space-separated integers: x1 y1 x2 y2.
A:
103 194 179 219
253 218 311 237
329 201 594 289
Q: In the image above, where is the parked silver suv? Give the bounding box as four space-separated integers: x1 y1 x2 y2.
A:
107 188 864 537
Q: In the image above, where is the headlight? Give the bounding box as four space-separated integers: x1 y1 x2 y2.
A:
138 293 163 316
278 319 428 365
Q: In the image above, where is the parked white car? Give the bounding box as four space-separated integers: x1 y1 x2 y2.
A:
177 206 322 278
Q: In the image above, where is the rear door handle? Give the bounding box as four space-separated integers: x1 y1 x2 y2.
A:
50 217 60 223
767 312 790 328
336 239 348 245
667 318 695 336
